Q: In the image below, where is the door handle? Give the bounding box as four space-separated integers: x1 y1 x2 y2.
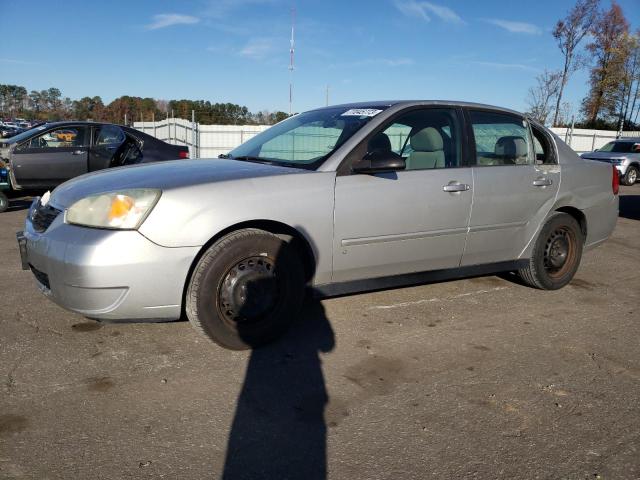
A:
71 150 84 155
532 177 552 187
443 183 470 192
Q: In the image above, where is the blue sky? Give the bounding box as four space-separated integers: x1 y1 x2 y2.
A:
1 0 639 115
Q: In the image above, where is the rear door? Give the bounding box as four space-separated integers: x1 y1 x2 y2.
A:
89 124 126 171
11 125 89 187
461 109 560 266
332 107 473 282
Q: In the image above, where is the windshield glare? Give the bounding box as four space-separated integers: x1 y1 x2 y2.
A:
599 141 639 153
227 106 386 168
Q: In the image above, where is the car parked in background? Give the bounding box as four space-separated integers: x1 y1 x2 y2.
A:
0 121 189 190
18 101 618 350
581 138 640 186
0 125 25 138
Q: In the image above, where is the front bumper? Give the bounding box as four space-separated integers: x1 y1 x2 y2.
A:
21 204 201 321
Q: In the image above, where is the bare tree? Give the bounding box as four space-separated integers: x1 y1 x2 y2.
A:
552 0 599 127
621 32 640 128
526 70 563 124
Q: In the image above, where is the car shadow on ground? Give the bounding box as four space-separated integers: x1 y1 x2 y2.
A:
221 298 334 480
619 191 640 220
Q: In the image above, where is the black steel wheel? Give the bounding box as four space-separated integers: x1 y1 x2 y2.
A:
186 228 305 350
518 213 583 290
0 192 8 213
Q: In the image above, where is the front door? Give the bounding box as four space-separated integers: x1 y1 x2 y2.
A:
332 107 473 283
461 109 561 266
11 125 88 188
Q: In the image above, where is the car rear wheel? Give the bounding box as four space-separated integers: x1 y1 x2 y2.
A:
518 213 583 290
622 166 638 186
185 228 305 350
0 192 8 213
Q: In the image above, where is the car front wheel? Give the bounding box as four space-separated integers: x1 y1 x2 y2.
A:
518 213 583 290
185 228 305 350
0 192 8 213
622 166 638 186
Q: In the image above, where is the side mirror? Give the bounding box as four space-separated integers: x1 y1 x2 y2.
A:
352 150 405 174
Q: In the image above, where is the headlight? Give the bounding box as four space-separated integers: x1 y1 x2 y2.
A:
65 189 161 229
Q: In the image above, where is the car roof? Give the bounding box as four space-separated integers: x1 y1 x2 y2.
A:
39 121 122 127
309 100 525 117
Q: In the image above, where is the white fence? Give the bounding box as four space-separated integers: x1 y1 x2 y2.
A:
134 118 640 158
134 118 269 159
550 127 640 153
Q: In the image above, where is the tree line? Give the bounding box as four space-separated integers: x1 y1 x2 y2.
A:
527 0 640 130
0 85 289 126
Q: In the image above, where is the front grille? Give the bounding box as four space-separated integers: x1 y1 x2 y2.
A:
31 203 61 232
29 264 50 290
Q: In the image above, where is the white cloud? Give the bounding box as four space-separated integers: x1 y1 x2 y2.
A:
145 14 200 30
471 61 539 73
355 58 415 67
239 38 275 59
329 58 415 69
202 0 276 19
394 0 465 25
482 18 541 35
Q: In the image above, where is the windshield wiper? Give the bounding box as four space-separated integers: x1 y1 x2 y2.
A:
230 155 268 163
227 155 304 169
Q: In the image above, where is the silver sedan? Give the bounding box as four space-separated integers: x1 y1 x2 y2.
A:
17 101 619 349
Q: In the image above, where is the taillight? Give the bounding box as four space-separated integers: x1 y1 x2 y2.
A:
612 164 619 195
179 150 189 159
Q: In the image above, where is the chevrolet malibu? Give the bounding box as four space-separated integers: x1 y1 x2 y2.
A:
17 101 619 349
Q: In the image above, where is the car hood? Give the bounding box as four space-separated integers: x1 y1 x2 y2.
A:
581 151 629 161
50 159 305 208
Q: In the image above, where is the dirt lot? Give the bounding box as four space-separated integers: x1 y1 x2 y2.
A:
1 188 639 480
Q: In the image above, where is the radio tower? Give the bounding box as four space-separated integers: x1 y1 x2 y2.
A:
288 7 295 116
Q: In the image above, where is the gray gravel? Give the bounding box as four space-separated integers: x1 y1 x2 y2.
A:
1 187 639 479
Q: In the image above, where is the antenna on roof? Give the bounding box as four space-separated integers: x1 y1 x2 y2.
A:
289 7 295 116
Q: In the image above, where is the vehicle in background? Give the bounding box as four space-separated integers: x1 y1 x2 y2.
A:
581 138 640 186
18 101 619 350
0 121 189 190
0 126 25 138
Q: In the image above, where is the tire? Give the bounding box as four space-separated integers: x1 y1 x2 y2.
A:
518 213 583 290
622 166 638 186
186 228 305 350
0 192 8 213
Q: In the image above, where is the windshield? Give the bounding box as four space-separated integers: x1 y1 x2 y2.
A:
227 106 387 169
599 141 639 153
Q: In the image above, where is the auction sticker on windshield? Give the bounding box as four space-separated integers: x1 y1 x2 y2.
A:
341 109 383 117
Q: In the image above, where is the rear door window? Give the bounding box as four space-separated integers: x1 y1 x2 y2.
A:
468 111 532 166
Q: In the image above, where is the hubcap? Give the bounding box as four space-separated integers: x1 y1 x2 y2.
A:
543 227 574 277
218 256 278 326
629 169 637 184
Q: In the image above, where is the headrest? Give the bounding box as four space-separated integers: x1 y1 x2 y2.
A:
410 127 443 152
495 136 527 159
369 132 392 152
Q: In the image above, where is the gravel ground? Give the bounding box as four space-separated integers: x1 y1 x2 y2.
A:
1 187 639 480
